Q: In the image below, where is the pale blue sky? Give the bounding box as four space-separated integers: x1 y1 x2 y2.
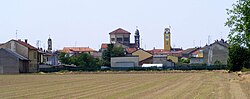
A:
0 0 236 50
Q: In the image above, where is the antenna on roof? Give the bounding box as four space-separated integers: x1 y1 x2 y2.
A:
208 35 211 45
200 40 202 47
16 30 18 40
220 32 222 39
193 40 195 47
136 26 138 29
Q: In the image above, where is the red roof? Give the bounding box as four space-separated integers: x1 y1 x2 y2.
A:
148 49 182 54
61 47 96 53
101 43 108 49
126 48 137 54
15 40 37 50
109 28 131 34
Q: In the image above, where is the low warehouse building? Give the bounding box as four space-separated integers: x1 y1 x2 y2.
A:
111 56 139 67
0 48 29 74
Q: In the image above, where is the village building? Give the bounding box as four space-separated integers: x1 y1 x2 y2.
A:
0 48 29 74
111 56 139 68
132 49 153 66
60 47 97 56
189 39 229 65
0 39 38 72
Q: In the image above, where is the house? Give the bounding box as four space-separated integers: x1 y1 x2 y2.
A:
0 39 38 72
202 39 229 65
148 48 183 58
188 39 229 65
132 49 153 66
60 47 96 56
167 55 179 63
182 47 200 58
153 55 175 67
0 48 29 73
111 56 139 68
190 49 204 64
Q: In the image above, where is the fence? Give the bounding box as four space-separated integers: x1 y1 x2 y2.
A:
39 65 228 72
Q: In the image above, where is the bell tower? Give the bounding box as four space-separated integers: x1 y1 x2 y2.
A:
134 27 140 48
48 37 52 52
164 28 171 51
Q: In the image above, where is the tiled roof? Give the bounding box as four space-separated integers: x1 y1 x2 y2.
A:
126 48 137 54
182 48 199 54
101 43 108 49
15 40 37 50
109 28 131 34
62 47 96 53
148 49 182 54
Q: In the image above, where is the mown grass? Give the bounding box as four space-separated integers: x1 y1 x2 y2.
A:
0 71 248 99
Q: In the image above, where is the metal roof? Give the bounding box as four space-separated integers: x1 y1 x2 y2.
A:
0 48 28 60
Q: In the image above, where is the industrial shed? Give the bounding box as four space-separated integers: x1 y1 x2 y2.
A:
111 56 139 67
0 48 29 74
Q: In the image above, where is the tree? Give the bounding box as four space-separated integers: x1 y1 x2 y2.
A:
225 0 250 48
102 44 125 66
226 0 250 71
228 45 250 71
59 52 70 65
58 52 102 68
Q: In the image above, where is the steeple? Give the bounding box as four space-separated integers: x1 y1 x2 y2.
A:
48 36 52 52
134 27 140 48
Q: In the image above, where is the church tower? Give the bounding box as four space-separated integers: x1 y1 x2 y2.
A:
48 37 52 52
134 28 140 48
164 28 171 51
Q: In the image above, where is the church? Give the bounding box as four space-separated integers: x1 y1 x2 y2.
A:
101 28 140 52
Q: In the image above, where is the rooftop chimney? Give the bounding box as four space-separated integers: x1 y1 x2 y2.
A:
25 39 28 43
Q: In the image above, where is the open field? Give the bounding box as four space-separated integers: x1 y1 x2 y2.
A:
0 71 249 99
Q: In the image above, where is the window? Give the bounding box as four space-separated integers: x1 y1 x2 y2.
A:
117 38 122 41
33 52 37 59
166 41 169 45
124 38 129 41
111 38 115 41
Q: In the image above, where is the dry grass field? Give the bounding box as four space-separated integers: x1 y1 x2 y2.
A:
0 71 249 99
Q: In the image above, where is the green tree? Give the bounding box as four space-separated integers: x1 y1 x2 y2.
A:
59 52 70 65
228 45 250 71
225 0 250 71
225 0 250 48
58 52 102 68
102 44 125 66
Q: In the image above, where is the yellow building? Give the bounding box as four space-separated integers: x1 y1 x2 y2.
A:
167 56 178 63
164 28 171 51
132 49 153 65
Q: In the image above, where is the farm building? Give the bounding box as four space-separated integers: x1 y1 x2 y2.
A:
0 48 29 74
111 56 139 67
153 55 175 67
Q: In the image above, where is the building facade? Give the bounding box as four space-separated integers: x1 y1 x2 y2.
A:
109 28 131 46
111 56 139 67
0 48 29 74
164 28 171 51
0 40 38 72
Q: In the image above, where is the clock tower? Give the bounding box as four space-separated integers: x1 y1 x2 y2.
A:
164 28 171 51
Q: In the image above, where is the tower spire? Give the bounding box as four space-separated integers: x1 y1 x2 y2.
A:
134 27 140 49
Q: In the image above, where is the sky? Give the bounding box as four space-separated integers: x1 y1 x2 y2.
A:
0 0 236 51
